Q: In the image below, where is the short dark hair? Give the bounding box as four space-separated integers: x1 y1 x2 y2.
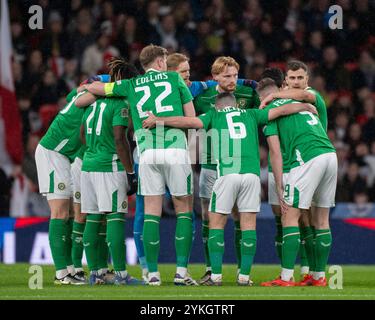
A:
256 78 278 93
215 92 236 107
260 67 285 88
287 60 308 73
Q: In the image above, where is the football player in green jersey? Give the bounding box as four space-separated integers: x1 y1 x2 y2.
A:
70 74 126 285
35 72 113 285
260 61 328 285
80 45 197 286
193 56 260 283
77 57 143 286
35 81 95 285
142 92 317 285
258 79 337 287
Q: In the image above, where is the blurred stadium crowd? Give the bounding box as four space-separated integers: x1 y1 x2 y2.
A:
0 0 374 216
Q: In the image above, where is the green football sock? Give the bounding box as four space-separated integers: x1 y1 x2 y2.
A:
49 219 68 271
65 218 74 267
314 229 332 272
312 226 317 271
106 213 126 272
274 215 283 261
143 215 161 273
281 226 300 270
71 221 85 269
175 212 193 268
83 214 103 272
301 226 315 272
234 221 242 269
240 230 257 276
299 233 309 269
98 221 109 270
202 220 211 268
208 229 225 275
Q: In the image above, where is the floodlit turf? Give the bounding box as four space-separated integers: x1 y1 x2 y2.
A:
0 264 374 300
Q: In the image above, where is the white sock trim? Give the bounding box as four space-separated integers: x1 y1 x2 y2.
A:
176 267 187 278
238 274 249 282
67 265 75 275
301 266 310 275
211 273 222 282
56 269 69 279
281 268 294 281
149 271 160 279
313 271 325 280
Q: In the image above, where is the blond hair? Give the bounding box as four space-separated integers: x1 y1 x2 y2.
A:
139 44 168 70
211 56 239 75
167 53 189 71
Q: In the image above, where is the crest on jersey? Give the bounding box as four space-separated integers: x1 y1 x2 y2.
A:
237 99 247 108
75 192 81 200
58 183 66 191
121 108 129 118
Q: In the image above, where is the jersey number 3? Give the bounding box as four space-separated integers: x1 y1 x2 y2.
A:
299 111 318 126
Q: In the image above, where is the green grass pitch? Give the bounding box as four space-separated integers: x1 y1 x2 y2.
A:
1 264 374 300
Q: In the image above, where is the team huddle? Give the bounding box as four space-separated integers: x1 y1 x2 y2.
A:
35 44 337 287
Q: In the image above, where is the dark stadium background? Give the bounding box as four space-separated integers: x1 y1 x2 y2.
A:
0 0 374 265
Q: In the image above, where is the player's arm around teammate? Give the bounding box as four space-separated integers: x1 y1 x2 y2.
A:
259 88 316 109
142 102 317 130
82 46 199 286
262 62 329 284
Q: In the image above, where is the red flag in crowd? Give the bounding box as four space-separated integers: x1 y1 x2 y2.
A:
0 0 23 164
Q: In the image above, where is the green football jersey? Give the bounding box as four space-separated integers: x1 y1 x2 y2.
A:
265 87 328 173
199 106 269 177
66 88 78 103
104 69 193 153
306 87 327 131
194 85 260 170
73 144 86 161
39 89 86 163
82 97 129 172
264 98 335 172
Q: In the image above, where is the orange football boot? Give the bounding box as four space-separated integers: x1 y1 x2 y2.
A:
297 274 313 286
311 277 327 287
261 276 296 287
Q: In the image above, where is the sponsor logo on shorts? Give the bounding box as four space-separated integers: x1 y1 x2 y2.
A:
121 201 128 209
75 192 81 200
58 183 66 191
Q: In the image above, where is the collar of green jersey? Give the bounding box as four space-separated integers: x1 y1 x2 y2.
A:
145 68 160 73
